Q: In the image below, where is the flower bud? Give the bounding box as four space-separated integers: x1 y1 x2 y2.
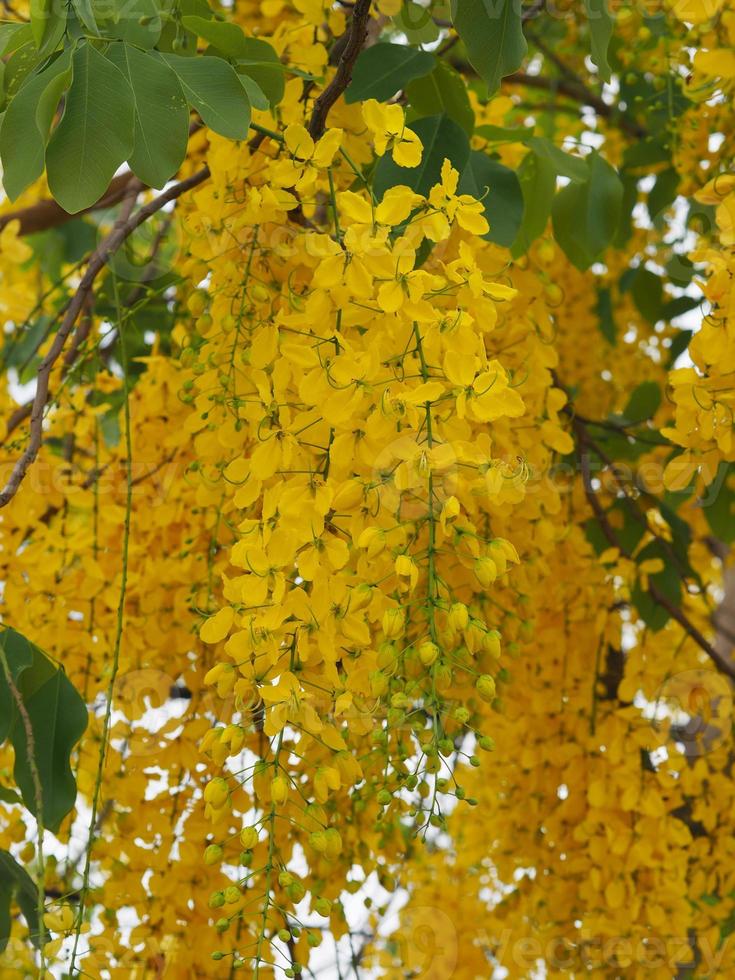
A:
270 775 289 805
476 674 496 702
448 602 469 631
203 777 229 809
418 641 439 667
474 557 498 588
204 844 223 866
382 607 404 638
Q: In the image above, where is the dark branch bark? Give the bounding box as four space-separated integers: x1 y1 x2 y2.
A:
0 172 140 237
308 0 373 140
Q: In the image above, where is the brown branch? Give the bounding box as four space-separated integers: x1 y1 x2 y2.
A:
0 172 140 238
308 0 373 140
0 167 210 509
503 71 647 138
1 296 98 447
573 417 735 682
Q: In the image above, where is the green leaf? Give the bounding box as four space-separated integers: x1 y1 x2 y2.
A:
0 628 88 833
631 267 663 324
4 40 41 99
406 60 474 136
237 72 268 110
373 113 470 200
511 149 556 255
475 123 534 142
0 23 28 56
0 868 11 954
393 2 440 44
613 173 638 248
458 150 523 247
526 137 588 182
0 848 40 953
29 0 52 47
98 0 163 49
345 43 435 104
161 52 251 140
666 328 693 367
702 464 735 544
181 13 248 57
622 380 661 423
71 0 99 34
667 254 695 286
0 634 32 744
622 137 670 171
648 166 679 225
584 0 613 81
450 0 527 95
551 153 623 269
0 50 71 201
661 295 699 320
105 43 189 188
235 37 285 108
46 42 135 213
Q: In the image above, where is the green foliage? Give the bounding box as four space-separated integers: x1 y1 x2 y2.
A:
0 628 87 833
450 0 527 94
0 50 71 201
46 42 136 213
511 149 556 254
703 465 735 544
621 381 662 424
551 154 623 269
596 287 616 344
0 849 40 954
233 37 285 108
406 60 474 135
0 1 287 208
161 52 251 140
458 151 523 247
106 42 189 188
181 13 251 56
630 267 664 324
346 42 435 103
584 0 614 81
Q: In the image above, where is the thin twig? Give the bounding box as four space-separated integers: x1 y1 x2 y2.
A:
68 273 135 973
573 417 735 681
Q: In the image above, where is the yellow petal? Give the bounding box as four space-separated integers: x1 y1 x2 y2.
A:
200 606 235 644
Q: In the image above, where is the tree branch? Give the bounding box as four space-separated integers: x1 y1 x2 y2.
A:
0 167 209 509
503 72 647 138
308 0 373 140
573 416 735 681
0 172 141 238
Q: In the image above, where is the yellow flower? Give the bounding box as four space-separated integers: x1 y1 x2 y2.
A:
270 774 289 805
425 160 489 237
284 123 343 167
362 99 423 167
259 671 323 737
